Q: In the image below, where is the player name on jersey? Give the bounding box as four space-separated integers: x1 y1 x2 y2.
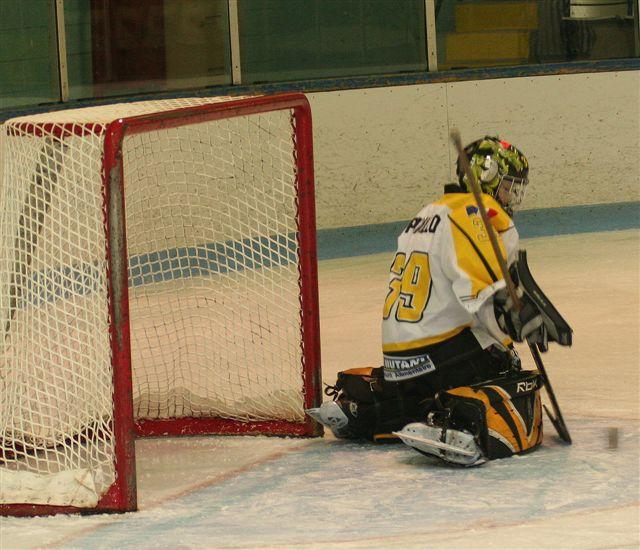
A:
404 214 441 234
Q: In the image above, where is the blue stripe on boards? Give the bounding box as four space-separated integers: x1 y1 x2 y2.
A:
128 234 297 287
316 201 640 260
15 234 297 309
9 201 639 307
516 202 640 237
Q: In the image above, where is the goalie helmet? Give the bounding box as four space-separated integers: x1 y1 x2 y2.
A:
456 136 529 215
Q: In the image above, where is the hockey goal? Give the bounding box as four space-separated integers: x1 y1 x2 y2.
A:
0 93 321 515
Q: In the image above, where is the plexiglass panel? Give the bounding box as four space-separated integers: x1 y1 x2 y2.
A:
436 0 639 70
66 0 232 100
0 1 60 110
238 0 428 83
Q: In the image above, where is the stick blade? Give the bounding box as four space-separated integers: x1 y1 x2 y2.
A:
543 404 572 444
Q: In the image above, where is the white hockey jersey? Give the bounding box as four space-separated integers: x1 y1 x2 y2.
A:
381 190 518 380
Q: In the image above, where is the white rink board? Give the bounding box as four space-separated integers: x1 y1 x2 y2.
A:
1 72 638 232
309 84 450 228
444 72 640 213
308 70 640 228
2 230 638 549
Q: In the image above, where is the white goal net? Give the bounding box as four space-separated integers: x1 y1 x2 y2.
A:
0 94 320 514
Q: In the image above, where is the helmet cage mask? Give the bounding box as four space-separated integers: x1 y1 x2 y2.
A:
495 173 527 215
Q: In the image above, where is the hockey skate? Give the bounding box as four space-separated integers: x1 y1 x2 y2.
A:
306 401 352 438
394 417 485 467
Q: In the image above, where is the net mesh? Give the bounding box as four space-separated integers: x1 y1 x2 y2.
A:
0 96 308 508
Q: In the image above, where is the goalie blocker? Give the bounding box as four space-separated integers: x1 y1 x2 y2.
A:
495 250 573 351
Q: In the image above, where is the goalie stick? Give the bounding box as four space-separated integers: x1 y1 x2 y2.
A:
450 129 572 444
516 249 572 442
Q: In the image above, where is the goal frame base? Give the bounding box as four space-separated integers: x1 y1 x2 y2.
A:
135 417 323 438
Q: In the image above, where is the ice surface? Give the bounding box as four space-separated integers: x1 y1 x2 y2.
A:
0 230 638 549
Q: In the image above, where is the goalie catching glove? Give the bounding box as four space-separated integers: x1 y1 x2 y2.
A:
494 250 572 352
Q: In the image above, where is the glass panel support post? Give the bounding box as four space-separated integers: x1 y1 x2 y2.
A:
228 0 242 84
635 0 640 57
425 0 438 72
55 0 69 101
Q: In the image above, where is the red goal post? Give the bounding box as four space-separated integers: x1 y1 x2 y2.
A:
0 93 322 516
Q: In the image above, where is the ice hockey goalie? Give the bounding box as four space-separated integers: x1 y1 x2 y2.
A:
308 136 572 467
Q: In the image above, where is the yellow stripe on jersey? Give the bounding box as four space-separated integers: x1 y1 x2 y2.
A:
382 324 470 353
436 193 512 297
433 193 513 232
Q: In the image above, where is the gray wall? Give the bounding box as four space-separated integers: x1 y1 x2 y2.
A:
309 70 640 229
1 70 638 232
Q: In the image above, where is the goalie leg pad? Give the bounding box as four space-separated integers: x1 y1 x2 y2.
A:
444 370 544 459
306 367 429 441
396 370 543 465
